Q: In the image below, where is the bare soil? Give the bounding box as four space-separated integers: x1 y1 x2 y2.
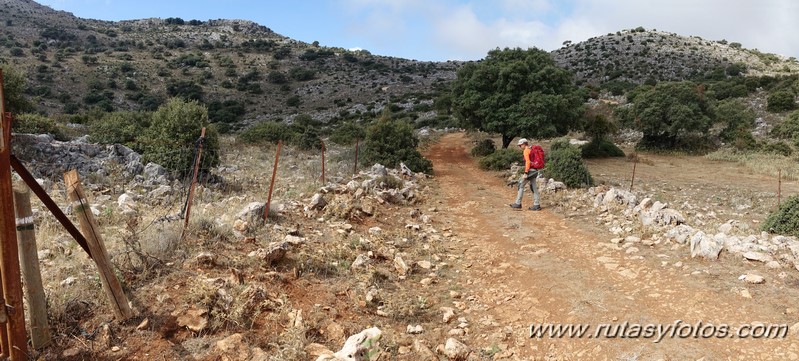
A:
424 132 799 360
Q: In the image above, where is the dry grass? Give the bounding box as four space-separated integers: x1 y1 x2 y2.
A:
705 148 799 180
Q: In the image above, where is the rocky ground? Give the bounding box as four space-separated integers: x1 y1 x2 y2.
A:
12 131 799 360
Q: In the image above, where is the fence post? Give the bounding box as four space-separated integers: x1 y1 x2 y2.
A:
263 140 282 222
629 158 637 192
182 127 206 240
321 140 326 184
13 184 51 349
778 168 782 207
64 170 134 321
0 70 29 361
354 138 359 175
11 155 93 259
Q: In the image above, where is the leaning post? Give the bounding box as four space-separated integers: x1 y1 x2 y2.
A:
64 170 134 321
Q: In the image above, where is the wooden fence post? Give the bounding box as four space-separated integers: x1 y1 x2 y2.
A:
263 140 282 222
0 69 29 361
629 158 637 192
182 127 206 239
13 184 51 349
64 170 134 321
321 140 326 184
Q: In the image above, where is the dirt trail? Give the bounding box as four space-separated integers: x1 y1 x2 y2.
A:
426 132 799 360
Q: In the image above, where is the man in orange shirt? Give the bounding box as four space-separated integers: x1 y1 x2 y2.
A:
509 138 541 211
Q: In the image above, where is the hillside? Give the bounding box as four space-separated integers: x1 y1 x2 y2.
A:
0 0 458 130
551 27 799 86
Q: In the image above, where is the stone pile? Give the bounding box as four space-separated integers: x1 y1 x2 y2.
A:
13 134 171 187
591 186 799 269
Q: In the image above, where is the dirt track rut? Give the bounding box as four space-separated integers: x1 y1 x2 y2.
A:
426 132 799 361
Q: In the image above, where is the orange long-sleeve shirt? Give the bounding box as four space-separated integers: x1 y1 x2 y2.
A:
523 147 532 172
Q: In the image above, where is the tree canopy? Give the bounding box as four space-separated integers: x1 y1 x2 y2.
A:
632 81 713 150
450 47 585 148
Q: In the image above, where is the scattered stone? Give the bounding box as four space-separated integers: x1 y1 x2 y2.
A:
351 254 370 269
194 252 217 266
413 340 438 361
214 333 249 360
438 338 470 360
407 324 424 334
689 231 723 260
441 307 456 323
394 255 411 276
136 318 150 331
309 193 328 210
741 274 765 284
320 327 382 361
177 306 208 332
743 251 773 263
369 227 382 235
60 276 76 286
417 260 433 269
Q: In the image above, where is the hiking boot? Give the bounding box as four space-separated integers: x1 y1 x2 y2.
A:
509 203 522 209
528 205 541 211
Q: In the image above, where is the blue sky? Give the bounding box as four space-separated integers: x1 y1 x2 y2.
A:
37 0 799 62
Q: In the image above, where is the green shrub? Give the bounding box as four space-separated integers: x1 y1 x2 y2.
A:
762 141 793 156
237 121 297 144
138 98 220 175
545 140 594 188
767 90 797 112
470 138 496 157
295 128 322 151
581 139 625 158
477 148 521 171
361 113 433 174
771 110 799 139
88 111 151 150
762 195 799 237
14 113 66 140
330 122 365 145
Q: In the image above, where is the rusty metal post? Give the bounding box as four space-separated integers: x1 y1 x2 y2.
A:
0 70 11 358
64 170 134 321
263 140 282 221
629 158 637 192
182 127 206 239
354 138 359 175
0 75 28 359
778 168 782 207
321 140 326 184
13 184 51 349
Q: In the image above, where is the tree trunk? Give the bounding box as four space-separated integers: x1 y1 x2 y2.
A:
501 134 513 149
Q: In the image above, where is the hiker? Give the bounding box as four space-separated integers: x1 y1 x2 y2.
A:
509 138 542 211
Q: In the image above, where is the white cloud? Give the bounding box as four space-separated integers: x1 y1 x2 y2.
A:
499 0 553 13
337 0 799 60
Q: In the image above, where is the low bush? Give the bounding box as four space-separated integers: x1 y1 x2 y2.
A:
14 113 67 140
545 140 594 188
581 139 625 158
330 122 365 145
139 98 220 175
767 90 797 112
88 111 151 151
470 138 496 157
762 141 793 156
762 195 799 237
477 148 521 171
237 121 297 144
361 113 433 174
